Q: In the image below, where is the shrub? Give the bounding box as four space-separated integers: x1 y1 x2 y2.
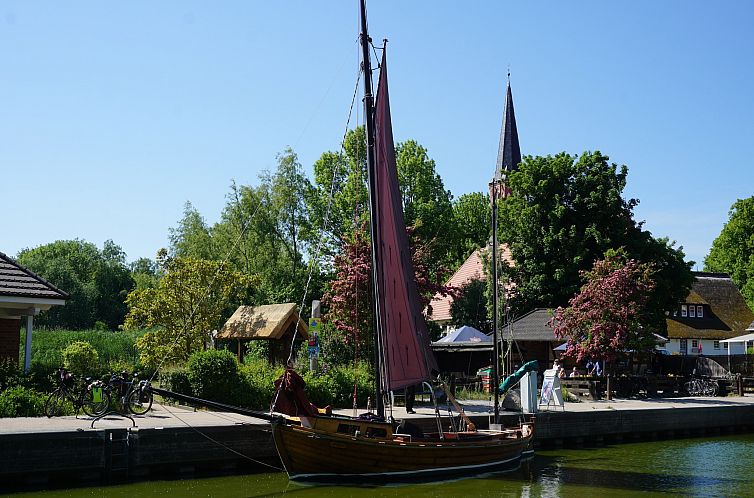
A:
160 367 192 396
302 362 373 409
238 359 283 410
62 341 99 376
0 386 46 417
0 358 22 390
186 349 241 403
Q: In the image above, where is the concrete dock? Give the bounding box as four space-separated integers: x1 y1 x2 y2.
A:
2 396 754 491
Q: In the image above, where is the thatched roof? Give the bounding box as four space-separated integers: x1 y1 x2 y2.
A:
216 303 308 340
666 273 754 340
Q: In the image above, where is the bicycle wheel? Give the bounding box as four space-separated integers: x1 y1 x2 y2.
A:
127 387 153 415
82 386 110 417
45 389 66 418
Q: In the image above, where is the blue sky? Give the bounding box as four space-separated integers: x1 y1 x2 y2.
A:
2 1 753 268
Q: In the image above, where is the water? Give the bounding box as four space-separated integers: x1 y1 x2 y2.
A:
5 434 754 497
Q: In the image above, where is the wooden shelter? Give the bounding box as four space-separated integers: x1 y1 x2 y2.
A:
216 303 308 363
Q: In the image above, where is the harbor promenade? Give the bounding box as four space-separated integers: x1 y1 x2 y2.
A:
2 395 754 491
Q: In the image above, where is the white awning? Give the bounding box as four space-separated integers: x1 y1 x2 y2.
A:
719 333 754 343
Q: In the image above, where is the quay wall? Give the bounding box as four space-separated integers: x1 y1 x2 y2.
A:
2 403 754 490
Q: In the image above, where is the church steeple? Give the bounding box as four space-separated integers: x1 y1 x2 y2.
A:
494 74 521 181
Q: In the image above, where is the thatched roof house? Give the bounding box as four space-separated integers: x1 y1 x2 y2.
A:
217 303 308 363
665 272 754 355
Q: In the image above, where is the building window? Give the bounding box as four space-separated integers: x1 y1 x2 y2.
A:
681 305 688 317
692 339 698 348
689 306 696 318
697 305 703 318
680 339 688 353
714 340 720 350
724 342 729 349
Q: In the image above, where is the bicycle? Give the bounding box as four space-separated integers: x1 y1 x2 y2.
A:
44 367 109 418
684 377 718 397
104 371 154 415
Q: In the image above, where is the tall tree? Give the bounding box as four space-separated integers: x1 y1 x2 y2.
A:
550 251 656 362
17 240 135 329
498 152 693 333
705 196 754 309
450 192 491 268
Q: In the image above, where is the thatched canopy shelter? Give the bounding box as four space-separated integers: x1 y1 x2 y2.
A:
217 303 308 363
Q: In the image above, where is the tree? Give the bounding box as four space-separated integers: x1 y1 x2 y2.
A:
130 257 160 291
17 240 135 330
124 257 256 369
705 196 754 309
324 224 453 363
549 251 656 363
449 279 489 332
450 192 491 268
497 151 693 332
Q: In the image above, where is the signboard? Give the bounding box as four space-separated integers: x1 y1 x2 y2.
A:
308 318 321 359
538 368 564 410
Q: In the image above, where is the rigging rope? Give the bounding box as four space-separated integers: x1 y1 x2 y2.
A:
270 52 364 413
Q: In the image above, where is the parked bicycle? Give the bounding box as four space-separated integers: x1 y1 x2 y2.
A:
684 377 718 397
44 367 109 417
103 370 154 415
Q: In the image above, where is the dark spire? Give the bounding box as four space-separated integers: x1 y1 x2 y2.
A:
494 76 521 180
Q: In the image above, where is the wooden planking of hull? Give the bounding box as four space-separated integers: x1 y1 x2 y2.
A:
272 416 534 482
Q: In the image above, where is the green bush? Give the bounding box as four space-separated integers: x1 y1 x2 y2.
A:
302 362 373 409
160 367 192 396
62 341 99 376
0 386 46 417
186 349 241 403
238 359 283 410
0 358 22 390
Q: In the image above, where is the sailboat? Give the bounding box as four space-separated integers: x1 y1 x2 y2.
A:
269 0 534 482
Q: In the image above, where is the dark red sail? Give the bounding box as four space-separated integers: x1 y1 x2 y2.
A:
373 51 437 392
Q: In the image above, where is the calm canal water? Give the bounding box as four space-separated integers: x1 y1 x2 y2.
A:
6 433 754 497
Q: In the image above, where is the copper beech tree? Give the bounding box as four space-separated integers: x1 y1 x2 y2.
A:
549 251 656 363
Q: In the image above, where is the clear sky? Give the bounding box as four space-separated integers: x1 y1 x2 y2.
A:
2 1 753 268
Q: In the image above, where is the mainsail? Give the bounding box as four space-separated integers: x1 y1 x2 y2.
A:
372 50 438 392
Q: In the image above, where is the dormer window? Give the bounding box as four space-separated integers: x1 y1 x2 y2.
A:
689 306 696 318
681 305 687 317
697 305 703 318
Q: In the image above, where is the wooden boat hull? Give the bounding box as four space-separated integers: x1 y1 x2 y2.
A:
272 417 534 482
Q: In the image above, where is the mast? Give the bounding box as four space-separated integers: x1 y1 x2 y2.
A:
359 0 385 418
490 182 500 423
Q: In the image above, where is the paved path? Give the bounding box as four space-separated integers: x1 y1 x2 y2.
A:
2 395 751 435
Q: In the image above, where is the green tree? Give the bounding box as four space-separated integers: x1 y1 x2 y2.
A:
450 192 491 267
124 257 256 369
497 152 693 333
449 279 489 332
705 197 754 309
17 240 135 330
169 202 215 260
130 257 160 291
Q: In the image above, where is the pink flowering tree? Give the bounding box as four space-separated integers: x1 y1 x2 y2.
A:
324 224 453 363
549 250 656 364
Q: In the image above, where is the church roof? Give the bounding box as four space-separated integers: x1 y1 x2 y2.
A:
494 78 521 180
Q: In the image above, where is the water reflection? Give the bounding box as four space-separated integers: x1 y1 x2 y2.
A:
5 434 754 498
